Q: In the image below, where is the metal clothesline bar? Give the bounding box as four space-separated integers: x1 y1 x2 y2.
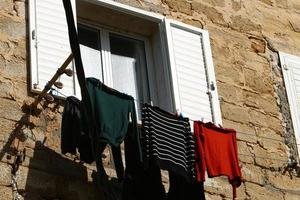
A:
30 53 73 110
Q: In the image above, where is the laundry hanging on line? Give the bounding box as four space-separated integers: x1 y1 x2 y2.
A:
62 78 241 200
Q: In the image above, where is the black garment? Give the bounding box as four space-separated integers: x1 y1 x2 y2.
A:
61 96 93 163
123 164 166 200
168 171 206 200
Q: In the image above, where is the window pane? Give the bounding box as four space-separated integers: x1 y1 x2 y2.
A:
78 25 103 81
110 33 150 119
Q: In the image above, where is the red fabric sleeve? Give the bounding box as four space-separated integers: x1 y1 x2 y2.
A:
194 121 206 182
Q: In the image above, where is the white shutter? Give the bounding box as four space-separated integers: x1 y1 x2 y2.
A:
164 19 222 125
279 52 300 157
29 0 77 97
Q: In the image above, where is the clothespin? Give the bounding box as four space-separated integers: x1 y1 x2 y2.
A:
179 112 184 119
175 109 184 120
175 109 180 118
200 117 204 122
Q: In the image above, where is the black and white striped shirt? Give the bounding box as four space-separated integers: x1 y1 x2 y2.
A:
141 104 195 182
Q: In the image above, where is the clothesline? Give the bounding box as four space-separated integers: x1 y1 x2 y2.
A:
50 91 288 144
238 153 288 162
137 99 287 143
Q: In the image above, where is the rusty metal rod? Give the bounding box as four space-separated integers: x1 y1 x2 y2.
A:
31 53 73 108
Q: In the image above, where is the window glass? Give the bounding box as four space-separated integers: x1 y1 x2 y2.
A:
110 33 150 119
78 25 103 81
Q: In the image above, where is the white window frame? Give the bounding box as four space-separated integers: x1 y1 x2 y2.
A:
81 0 164 23
279 51 300 158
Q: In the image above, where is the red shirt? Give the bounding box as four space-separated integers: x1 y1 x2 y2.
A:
194 121 242 199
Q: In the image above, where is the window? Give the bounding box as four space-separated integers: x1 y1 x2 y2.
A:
279 52 300 158
78 24 151 119
29 0 222 125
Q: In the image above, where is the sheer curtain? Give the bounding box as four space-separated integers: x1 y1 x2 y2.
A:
110 33 150 120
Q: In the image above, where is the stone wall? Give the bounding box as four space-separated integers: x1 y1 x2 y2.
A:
0 0 300 199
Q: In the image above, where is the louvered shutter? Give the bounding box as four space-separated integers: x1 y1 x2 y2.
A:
164 19 222 125
29 0 77 97
279 52 300 157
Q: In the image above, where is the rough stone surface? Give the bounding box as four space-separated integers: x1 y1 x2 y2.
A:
241 164 266 185
192 1 227 25
245 182 285 200
0 0 300 199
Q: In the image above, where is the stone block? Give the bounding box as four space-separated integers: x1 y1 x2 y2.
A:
253 145 287 168
0 186 13 200
198 0 225 7
275 0 288 8
245 182 284 200
221 103 251 124
192 2 226 25
289 16 300 33
0 0 14 12
182 18 203 28
205 177 247 199
0 61 27 81
215 63 245 86
0 78 27 101
14 1 26 18
230 15 262 33
267 171 300 191
0 117 16 142
249 36 266 53
15 166 96 200
0 98 24 122
0 15 25 39
244 68 273 94
205 193 222 200
217 82 244 106
242 91 279 116
237 141 255 164
223 119 257 143
231 0 241 11
142 0 162 5
241 164 266 185
259 0 274 6
285 192 300 200
165 0 191 14
205 177 233 198
289 0 300 10
0 162 12 186
248 109 282 132
243 52 270 74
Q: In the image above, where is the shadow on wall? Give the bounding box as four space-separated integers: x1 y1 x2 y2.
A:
0 1 120 200
0 102 98 200
22 143 95 200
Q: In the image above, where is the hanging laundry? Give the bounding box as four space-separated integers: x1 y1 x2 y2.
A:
141 104 206 200
142 104 195 181
85 77 144 195
60 77 144 200
194 121 242 199
85 77 141 158
61 96 94 163
167 171 206 200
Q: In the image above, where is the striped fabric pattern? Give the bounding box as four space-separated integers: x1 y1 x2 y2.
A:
141 104 195 181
